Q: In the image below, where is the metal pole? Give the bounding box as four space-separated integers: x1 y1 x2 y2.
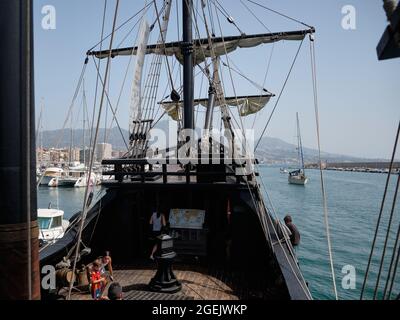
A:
204 85 216 130
0 0 40 299
182 0 194 130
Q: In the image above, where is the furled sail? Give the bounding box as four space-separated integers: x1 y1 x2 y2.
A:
89 29 313 64
129 18 150 135
159 94 274 120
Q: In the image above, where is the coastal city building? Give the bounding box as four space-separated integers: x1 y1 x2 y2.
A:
36 145 126 165
96 143 112 162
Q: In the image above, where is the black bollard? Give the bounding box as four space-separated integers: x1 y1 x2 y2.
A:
149 234 181 293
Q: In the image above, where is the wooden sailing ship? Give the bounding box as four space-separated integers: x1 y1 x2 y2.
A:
1 0 399 302
39 0 313 300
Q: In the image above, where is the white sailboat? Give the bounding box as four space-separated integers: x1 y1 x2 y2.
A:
74 171 100 187
288 113 308 185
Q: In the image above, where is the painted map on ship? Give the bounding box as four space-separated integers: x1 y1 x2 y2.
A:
169 209 205 229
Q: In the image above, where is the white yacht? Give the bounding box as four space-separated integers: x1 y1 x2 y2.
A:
48 163 88 187
38 208 70 244
38 167 64 185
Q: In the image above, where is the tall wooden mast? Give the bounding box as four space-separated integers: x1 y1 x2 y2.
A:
0 0 40 299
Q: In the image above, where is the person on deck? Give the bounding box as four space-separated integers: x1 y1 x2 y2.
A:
225 198 233 261
149 211 167 260
99 282 123 300
90 260 107 300
107 282 123 300
284 215 300 247
99 251 114 282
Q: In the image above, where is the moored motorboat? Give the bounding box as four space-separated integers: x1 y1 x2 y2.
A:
38 208 70 245
39 167 64 185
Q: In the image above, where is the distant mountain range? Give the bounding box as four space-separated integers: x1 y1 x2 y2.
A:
254 136 379 164
39 125 383 164
39 127 130 150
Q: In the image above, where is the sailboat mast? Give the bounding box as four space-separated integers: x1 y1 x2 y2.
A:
0 0 40 299
69 111 73 164
82 83 86 166
36 99 44 165
40 104 43 164
182 0 194 130
296 112 305 170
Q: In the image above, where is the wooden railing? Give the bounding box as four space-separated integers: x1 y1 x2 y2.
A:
101 158 259 184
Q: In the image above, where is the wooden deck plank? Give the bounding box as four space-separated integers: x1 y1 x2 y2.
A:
63 265 238 300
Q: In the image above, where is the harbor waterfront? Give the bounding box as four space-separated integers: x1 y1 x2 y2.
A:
38 165 400 300
305 162 400 174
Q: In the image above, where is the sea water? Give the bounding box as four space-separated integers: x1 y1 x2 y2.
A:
258 166 399 300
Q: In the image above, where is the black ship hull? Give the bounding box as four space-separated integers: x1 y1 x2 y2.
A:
40 162 311 300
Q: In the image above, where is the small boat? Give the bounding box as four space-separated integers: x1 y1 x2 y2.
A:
280 168 288 173
289 113 308 185
288 169 309 185
74 172 100 187
48 176 78 187
38 167 64 185
38 208 70 245
47 163 99 187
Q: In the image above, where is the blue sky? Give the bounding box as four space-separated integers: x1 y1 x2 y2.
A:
33 0 400 159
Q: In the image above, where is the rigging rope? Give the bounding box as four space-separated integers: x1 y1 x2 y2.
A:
87 2 153 52
36 59 88 187
239 0 271 33
243 170 313 299
152 0 175 91
115 0 155 49
129 0 173 157
87 0 108 177
382 173 400 299
309 34 338 300
68 0 120 300
245 0 313 29
206 0 216 35
256 163 299 263
91 56 129 150
235 0 276 130
386 216 400 299
252 43 275 130
360 120 400 299
212 0 244 35
104 1 153 143
105 19 142 142
373 165 400 299
214 3 250 157
206 1 312 299
220 59 272 94
255 38 304 152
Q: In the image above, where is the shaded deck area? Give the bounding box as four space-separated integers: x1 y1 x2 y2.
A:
61 264 239 300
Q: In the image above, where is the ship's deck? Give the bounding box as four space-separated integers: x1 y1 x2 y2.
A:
59 264 239 300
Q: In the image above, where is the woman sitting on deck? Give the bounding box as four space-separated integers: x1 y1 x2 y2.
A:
98 251 114 282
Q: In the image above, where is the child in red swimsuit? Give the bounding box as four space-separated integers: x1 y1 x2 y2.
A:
90 260 106 300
